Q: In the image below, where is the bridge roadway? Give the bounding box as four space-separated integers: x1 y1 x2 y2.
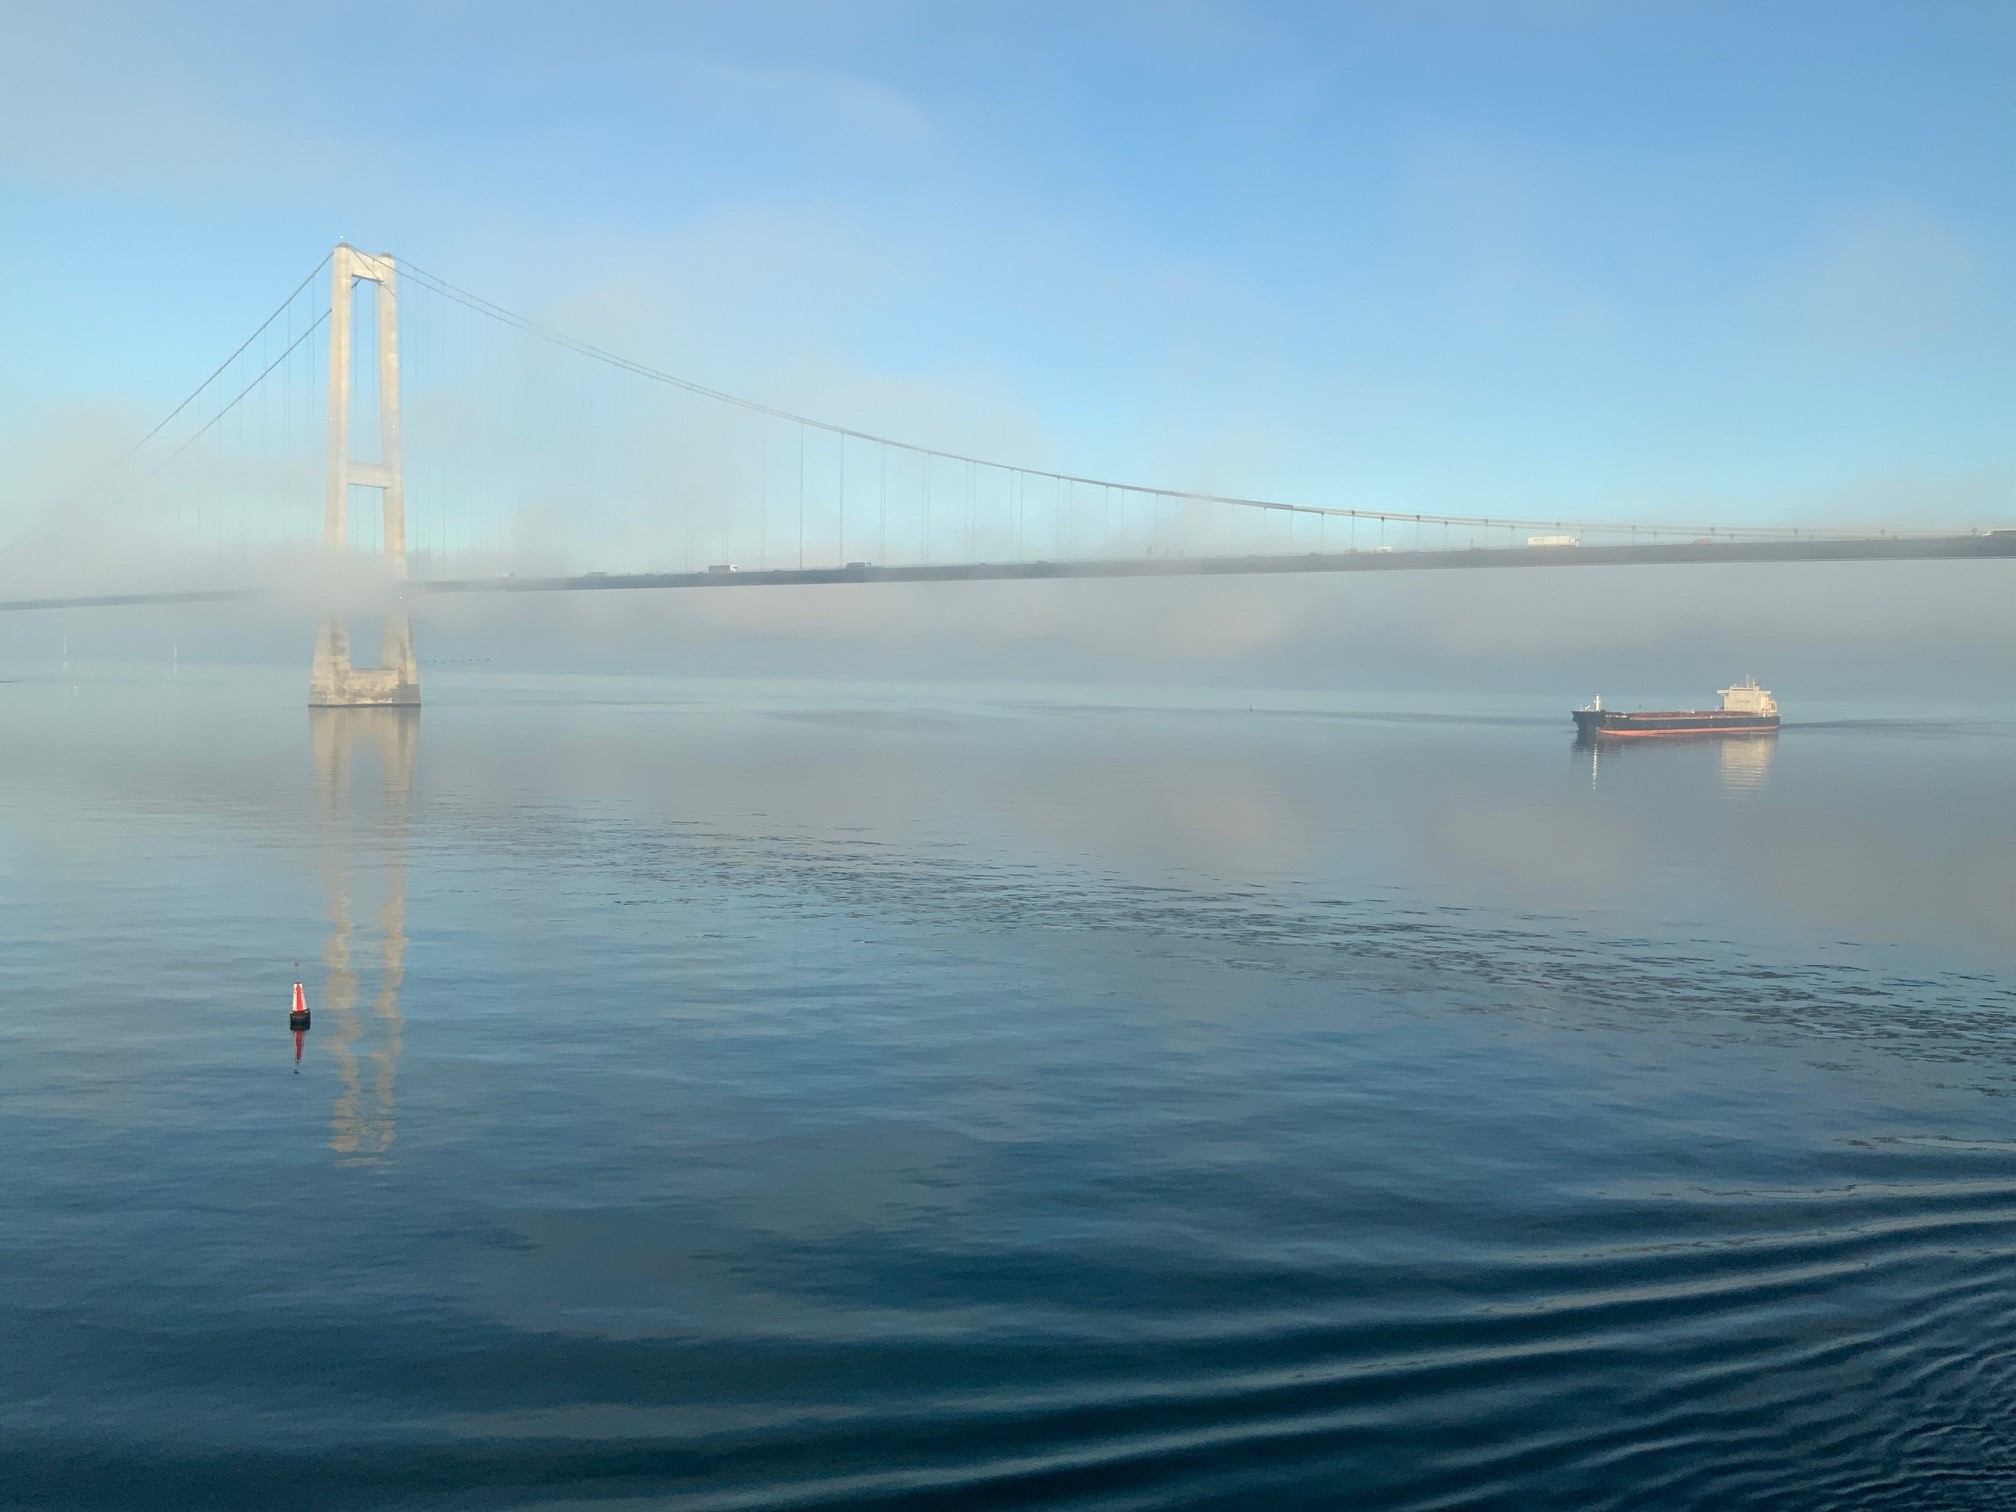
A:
1 531 2010 614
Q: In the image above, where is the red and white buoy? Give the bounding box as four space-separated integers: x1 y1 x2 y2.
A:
289 965 311 1065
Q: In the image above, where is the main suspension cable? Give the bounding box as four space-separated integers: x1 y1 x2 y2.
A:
0 308 331 562
392 253 1816 540
127 253 332 461
0 254 333 567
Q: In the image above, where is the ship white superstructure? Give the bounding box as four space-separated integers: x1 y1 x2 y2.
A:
1717 677 1777 717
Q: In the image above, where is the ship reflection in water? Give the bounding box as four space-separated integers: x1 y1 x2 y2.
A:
311 708 415 1162
1579 726 1777 795
1716 732 1776 792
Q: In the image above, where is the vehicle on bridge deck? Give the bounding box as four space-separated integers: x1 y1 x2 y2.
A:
708 564 738 575
1527 534 1581 547
1572 677 1781 741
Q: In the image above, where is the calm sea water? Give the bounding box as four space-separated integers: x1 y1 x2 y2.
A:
3 670 2014 1510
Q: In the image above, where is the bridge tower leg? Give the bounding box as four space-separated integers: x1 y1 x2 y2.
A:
310 244 420 708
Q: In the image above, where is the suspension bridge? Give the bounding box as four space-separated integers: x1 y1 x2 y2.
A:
4 244 2009 706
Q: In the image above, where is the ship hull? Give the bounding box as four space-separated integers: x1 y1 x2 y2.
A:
1572 709 1779 740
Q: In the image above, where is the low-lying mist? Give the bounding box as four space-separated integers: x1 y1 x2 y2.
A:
5 556 2010 710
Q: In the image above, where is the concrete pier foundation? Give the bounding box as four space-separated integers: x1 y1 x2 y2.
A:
310 608 420 708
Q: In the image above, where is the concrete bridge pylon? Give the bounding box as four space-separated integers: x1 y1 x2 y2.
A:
310 244 420 708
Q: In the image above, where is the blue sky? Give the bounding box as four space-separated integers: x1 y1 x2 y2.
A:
2 0 2012 530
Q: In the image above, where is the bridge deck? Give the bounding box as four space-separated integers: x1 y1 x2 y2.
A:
1 533 2010 614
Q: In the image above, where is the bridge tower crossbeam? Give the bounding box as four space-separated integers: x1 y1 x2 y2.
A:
311 244 420 708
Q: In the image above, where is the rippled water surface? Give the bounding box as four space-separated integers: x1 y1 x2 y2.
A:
3 672 2014 1510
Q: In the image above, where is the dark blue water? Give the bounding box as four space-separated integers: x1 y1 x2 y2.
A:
3 672 2014 1509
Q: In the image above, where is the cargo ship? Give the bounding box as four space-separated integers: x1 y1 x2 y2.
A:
1572 677 1779 740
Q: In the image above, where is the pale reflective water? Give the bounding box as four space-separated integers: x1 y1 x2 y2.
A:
2 672 2014 1510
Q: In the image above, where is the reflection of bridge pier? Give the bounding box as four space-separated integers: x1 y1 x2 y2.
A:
312 708 415 1160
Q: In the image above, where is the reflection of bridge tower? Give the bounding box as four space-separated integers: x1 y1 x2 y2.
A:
312 708 415 1160
311 244 420 708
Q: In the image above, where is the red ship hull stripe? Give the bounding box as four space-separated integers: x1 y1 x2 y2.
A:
1589 725 1778 739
